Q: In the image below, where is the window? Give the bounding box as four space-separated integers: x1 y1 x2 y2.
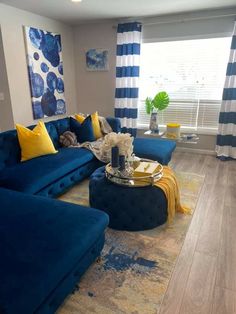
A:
138 37 231 133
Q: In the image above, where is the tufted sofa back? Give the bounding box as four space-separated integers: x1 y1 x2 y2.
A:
44 117 70 149
0 130 21 171
0 116 120 172
49 117 70 147
0 117 70 171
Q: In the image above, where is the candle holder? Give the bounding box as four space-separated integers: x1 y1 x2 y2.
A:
119 155 126 171
111 146 119 169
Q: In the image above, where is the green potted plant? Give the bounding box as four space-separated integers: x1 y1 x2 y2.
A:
145 91 169 133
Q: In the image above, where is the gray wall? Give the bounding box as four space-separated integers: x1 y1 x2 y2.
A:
0 30 14 131
74 22 117 117
0 3 77 127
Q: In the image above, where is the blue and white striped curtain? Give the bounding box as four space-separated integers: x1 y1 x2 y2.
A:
115 22 142 137
216 22 236 160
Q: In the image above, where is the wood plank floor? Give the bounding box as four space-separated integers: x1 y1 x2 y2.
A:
159 152 236 314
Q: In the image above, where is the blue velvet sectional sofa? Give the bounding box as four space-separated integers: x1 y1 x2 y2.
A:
0 116 176 314
0 117 175 197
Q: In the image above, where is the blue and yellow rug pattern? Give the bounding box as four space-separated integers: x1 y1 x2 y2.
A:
58 171 204 314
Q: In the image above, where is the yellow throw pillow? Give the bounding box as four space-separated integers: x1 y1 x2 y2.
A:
16 121 58 162
75 112 103 139
75 113 85 124
91 112 103 139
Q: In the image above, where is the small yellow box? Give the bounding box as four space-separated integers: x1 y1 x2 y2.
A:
134 162 161 177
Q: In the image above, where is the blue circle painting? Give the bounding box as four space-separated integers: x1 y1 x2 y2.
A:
56 99 66 114
29 28 45 49
47 72 57 91
55 35 62 52
41 62 49 73
41 33 60 67
33 52 40 60
30 72 44 98
26 27 65 119
58 62 63 75
32 101 44 119
57 78 64 93
41 90 57 116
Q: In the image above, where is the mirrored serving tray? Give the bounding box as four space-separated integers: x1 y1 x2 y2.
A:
105 159 163 187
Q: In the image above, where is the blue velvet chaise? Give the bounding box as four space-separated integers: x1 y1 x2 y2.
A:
0 188 109 314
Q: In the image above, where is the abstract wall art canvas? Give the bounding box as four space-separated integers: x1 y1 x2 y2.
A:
86 48 108 71
24 26 66 119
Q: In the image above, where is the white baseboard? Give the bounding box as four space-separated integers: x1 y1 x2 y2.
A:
176 146 216 156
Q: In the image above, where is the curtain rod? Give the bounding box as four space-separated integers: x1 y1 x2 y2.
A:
112 12 236 28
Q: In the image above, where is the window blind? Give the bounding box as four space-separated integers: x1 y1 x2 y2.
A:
138 37 231 132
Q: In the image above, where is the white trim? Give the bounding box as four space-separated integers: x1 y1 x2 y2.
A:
142 32 232 44
195 128 218 135
176 146 216 155
137 124 218 135
115 8 236 27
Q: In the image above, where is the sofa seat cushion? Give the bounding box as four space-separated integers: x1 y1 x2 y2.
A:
0 147 95 194
133 137 176 165
0 188 109 314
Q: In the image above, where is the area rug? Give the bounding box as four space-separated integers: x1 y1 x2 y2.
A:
57 171 204 314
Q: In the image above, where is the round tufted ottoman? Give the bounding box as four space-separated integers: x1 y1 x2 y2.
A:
89 166 168 231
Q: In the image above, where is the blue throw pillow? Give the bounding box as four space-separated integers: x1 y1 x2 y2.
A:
70 116 96 143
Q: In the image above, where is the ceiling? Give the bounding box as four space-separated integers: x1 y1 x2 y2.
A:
2 0 236 25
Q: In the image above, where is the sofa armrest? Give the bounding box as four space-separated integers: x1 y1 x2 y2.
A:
106 117 121 133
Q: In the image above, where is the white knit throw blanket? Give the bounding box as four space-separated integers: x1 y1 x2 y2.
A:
78 132 134 163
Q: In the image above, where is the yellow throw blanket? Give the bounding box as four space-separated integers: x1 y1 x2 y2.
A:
155 166 191 223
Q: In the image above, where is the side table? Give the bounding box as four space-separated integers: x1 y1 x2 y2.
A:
144 130 199 144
